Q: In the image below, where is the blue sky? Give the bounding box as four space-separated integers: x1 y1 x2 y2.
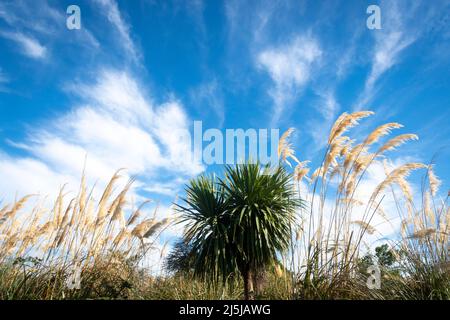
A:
0 0 449 237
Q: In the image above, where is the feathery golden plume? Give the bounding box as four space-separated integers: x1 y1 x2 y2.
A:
438 215 448 244
311 166 326 183
324 136 349 173
424 191 435 226
295 160 310 169
370 163 426 203
278 128 299 167
446 206 450 226
329 165 342 180
110 182 132 224
294 161 310 182
84 198 95 227
7 216 20 233
38 221 54 237
328 111 374 144
79 173 87 214
29 204 43 227
340 198 364 206
405 201 414 221
295 167 310 182
0 204 9 218
340 145 348 158
127 209 141 227
376 206 390 224
410 228 435 239
413 214 425 232
328 112 348 143
131 219 155 238
127 200 151 226
382 158 391 175
60 199 74 227
69 196 80 227
339 139 353 157
113 228 130 247
344 144 367 171
54 225 69 248
1 195 34 220
397 177 413 203
353 153 375 174
345 174 356 198
53 186 67 227
144 217 170 239
428 167 441 196
364 123 403 146
278 128 293 157
378 134 418 153
351 220 377 235
96 169 124 223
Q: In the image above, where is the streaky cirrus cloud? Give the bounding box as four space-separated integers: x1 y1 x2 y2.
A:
0 0 99 53
94 0 140 63
0 69 204 203
257 36 322 126
0 31 47 59
189 79 225 127
354 0 423 111
0 68 8 92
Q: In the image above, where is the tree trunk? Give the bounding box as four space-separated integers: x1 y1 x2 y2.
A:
242 267 255 300
252 268 266 297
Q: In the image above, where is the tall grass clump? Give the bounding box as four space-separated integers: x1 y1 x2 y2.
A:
278 111 448 299
0 170 171 299
381 164 449 299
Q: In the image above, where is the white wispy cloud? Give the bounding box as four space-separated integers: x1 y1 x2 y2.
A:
0 69 204 203
67 70 152 123
316 90 339 121
306 89 340 153
143 178 188 197
0 152 79 200
0 0 63 35
225 0 279 46
354 1 418 110
189 79 225 127
257 36 322 125
0 68 11 93
0 0 99 56
0 68 8 84
0 31 47 59
94 0 140 63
